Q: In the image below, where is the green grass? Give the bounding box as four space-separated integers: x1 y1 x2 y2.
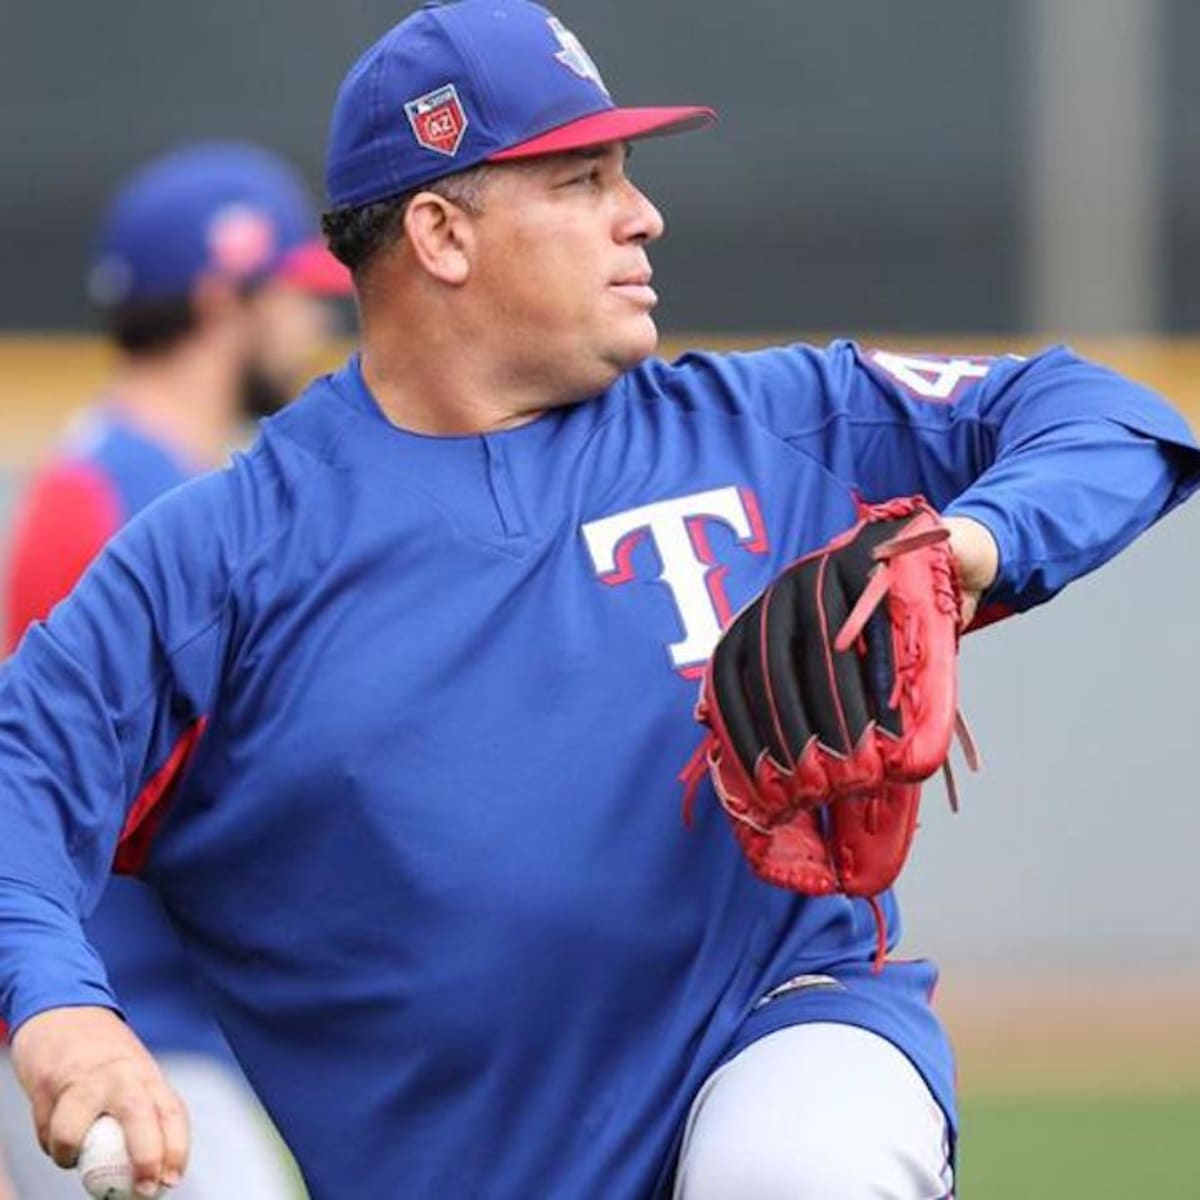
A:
957 1093 1200 1199
274 1090 1200 1198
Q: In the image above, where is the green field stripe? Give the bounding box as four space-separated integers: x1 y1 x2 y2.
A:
958 1093 1200 1199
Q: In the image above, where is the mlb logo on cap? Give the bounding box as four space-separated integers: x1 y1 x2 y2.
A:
405 84 470 157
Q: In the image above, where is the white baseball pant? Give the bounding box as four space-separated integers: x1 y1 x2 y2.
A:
674 1022 954 1199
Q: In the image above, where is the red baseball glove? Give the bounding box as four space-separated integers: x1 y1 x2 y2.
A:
682 496 978 939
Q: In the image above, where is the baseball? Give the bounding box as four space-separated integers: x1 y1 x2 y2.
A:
76 1115 161 1200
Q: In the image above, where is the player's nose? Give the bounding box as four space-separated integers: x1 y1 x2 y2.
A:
619 180 665 245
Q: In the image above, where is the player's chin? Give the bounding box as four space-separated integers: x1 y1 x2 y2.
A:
609 311 660 371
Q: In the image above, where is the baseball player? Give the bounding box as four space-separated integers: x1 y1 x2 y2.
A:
0 142 349 1198
1 3 1197 1197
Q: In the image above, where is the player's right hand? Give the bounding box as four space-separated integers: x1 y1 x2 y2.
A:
9 1005 189 1195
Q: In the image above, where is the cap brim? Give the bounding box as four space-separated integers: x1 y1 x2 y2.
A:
278 241 354 296
487 105 716 162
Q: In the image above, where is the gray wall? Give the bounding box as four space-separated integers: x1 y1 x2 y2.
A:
10 1 1199 335
2 0 1025 332
1166 0 1200 331
900 495 1200 972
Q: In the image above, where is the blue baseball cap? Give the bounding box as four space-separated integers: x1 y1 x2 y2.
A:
89 141 351 308
326 0 715 209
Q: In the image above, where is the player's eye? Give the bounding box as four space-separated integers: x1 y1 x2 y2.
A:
561 166 602 189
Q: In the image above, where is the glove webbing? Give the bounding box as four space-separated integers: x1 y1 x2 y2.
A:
680 518 981 971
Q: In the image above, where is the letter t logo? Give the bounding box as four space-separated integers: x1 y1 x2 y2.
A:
582 486 767 674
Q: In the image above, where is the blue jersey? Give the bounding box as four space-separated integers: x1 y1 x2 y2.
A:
3 411 230 1060
0 343 1196 1198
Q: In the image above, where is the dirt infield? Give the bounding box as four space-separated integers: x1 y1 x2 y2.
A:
936 969 1200 1097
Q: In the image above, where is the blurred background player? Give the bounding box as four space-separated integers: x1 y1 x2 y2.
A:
0 140 350 1199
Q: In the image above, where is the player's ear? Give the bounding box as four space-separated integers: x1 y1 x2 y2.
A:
403 192 474 286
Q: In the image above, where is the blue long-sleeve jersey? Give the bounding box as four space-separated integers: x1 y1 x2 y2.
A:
4 410 232 1060
0 342 1196 1198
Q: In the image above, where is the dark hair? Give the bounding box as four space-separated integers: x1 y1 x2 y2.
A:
99 275 267 357
320 165 492 282
101 296 197 356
